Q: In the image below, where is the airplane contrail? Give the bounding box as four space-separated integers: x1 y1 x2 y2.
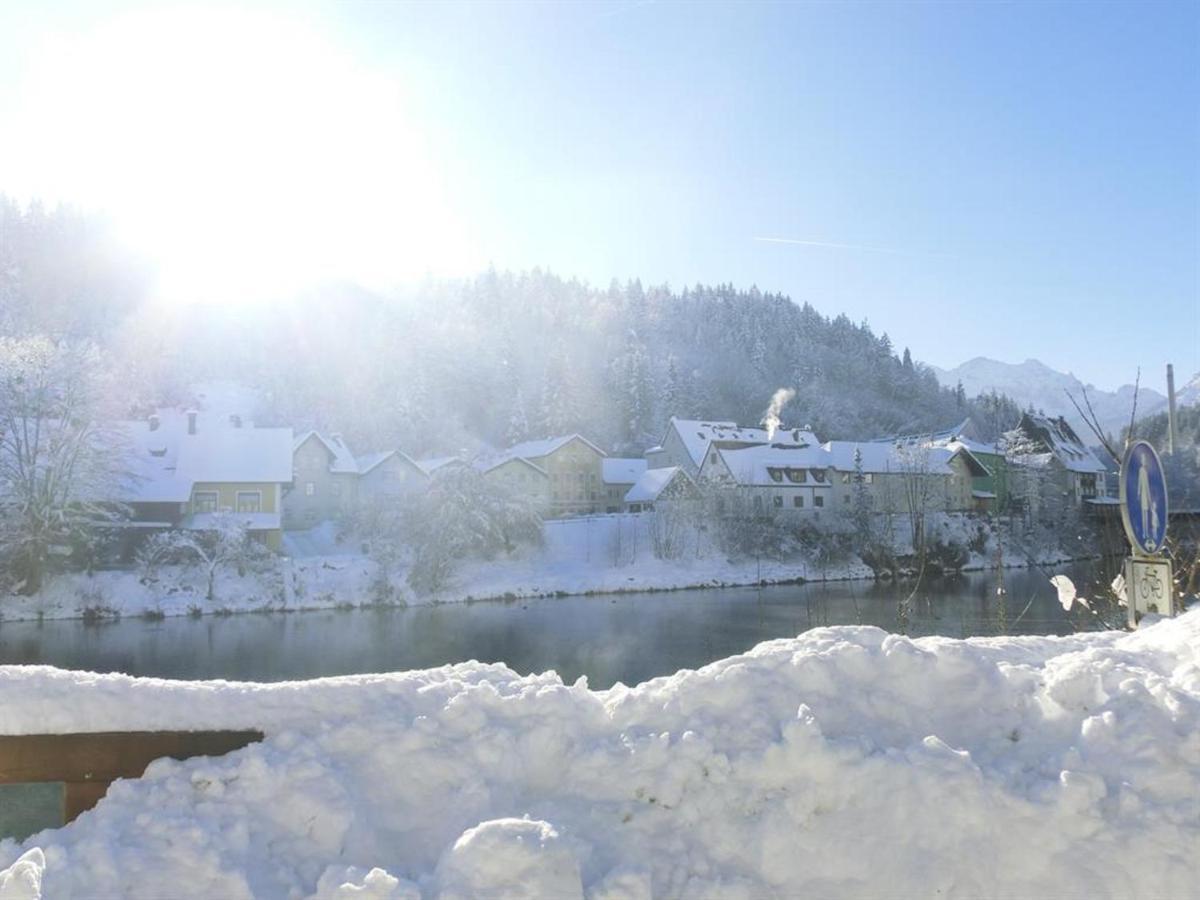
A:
753 235 954 257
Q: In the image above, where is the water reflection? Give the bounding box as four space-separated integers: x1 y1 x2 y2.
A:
0 562 1108 689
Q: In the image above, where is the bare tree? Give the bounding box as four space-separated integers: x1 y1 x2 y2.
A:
0 337 126 593
895 443 934 557
137 514 267 603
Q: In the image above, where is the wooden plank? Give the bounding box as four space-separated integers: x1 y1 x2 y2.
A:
0 731 263 784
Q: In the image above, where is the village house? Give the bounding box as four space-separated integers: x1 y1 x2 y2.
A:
624 466 695 513
602 458 648 513
476 456 552 515
1006 413 1113 512
286 431 428 528
697 442 836 516
481 434 608 517
645 417 821 475
116 408 293 551
822 440 991 515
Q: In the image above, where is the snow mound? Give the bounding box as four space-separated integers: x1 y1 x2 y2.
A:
1 612 1199 898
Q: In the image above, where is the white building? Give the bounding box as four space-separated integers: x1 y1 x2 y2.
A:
646 417 820 475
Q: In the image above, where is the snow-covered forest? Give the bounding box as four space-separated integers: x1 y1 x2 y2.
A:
0 198 1022 457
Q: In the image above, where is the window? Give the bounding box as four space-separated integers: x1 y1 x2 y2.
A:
843 494 850 504
840 472 851 484
785 468 806 483
768 467 783 483
753 495 763 511
794 496 804 508
814 495 824 508
773 495 782 508
864 473 874 484
811 469 827 484
236 491 261 513
304 482 315 496
193 491 218 512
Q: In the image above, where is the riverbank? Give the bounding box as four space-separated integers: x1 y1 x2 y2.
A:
2 610 1197 898
0 513 1099 624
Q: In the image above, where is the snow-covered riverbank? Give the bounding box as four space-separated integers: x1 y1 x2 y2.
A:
2 610 1197 899
0 514 1098 624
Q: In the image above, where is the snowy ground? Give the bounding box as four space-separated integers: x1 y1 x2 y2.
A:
0 514 1096 623
1 610 1197 898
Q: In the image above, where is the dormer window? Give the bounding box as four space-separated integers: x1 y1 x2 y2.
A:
768 467 783 483
811 469 827 484
785 468 806 484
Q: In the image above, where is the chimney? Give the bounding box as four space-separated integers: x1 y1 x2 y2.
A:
1167 364 1179 455
331 432 344 446
148 414 160 432
186 409 198 435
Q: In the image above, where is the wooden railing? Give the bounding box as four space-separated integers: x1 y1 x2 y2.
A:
0 731 264 822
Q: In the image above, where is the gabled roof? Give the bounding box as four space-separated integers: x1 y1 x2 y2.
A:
476 455 548 477
662 417 820 468
416 456 462 475
115 417 293 502
293 431 359 474
822 441 990 477
712 444 835 486
1015 413 1108 474
602 457 648 485
498 434 607 461
625 466 691 503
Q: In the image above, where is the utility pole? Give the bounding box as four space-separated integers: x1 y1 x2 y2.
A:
1166 364 1179 456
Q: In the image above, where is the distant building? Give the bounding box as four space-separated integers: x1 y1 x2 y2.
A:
115 409 293 550
286 431 428 528
476 456 552 515
624 466 695 513
646 417 820 475
697 442 835 516
601 458 648 513
823 441 990 515
477 434 608 517
1007 413 1112 510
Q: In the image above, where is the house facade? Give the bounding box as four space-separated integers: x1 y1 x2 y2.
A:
698 443 836 516
624 466 695 513
602 458 648 513
477 457 552 515
116 410 293 550
285 431 428 528
823 441 989 515
484 435 608 517
1009 413 1111 509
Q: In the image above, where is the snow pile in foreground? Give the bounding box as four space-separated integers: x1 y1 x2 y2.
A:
2 613 1198 899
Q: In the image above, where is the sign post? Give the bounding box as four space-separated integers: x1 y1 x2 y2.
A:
1119 440 1173 624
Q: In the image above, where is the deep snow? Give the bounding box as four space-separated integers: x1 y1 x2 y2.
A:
1 611 1197 898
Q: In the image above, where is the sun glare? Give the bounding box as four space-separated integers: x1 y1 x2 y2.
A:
7 7 478 304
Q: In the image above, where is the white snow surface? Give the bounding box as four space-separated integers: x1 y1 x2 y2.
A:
2 611 1198 898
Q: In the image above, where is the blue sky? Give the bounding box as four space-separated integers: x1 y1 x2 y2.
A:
1 1 1196 391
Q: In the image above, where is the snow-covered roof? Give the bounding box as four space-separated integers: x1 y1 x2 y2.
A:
625 466 690 503
294 431 359 474
822 441 989 477
664 417 820 468
114 418 292 502
715 444 835 486
942 437 999 457
602 458 648 485
497 434 606 462
1016 413 1108 474
476 455 548 477
417 456 461 475
179 428 294 484
971 490 997 499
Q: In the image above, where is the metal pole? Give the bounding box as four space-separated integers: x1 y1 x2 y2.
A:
1166 364 1178 456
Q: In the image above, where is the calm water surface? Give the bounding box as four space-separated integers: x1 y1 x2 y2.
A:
0 562 1109 689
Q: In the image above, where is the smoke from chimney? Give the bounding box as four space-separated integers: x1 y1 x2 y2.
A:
760 388 796 441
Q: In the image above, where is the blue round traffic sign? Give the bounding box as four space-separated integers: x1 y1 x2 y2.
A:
1120 440 1169 555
